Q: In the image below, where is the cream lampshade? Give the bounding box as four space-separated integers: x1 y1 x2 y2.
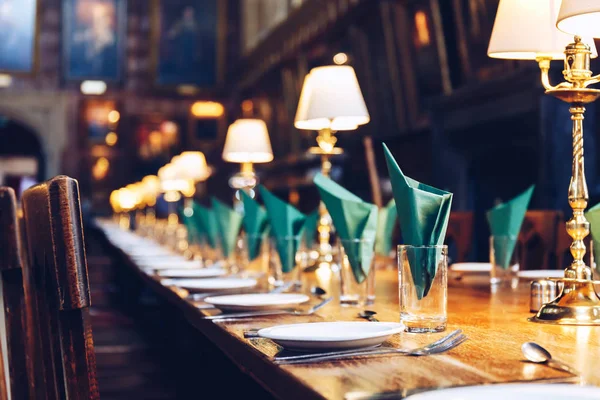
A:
222 119 273 164
558 0 600 38
294 66 370 131
172 151 212 182
488 0 598 60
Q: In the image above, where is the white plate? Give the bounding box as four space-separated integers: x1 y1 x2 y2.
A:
406 384 600 400
138 260 202 270
204 293 310 311
258 322 405 351
517 270 564 280
450 263 492 273
156 268 228 279
165 278 258 292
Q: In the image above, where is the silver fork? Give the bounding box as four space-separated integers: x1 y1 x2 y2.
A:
204 297 334 320
274 331 467 365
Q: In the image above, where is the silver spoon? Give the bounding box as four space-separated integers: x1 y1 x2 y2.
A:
521 342 579 376
311 286 327 298
358 310 379 322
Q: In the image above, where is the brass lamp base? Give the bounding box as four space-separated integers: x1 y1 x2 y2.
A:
530 279 600 325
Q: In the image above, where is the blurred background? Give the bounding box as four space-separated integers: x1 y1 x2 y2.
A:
0 0 599 261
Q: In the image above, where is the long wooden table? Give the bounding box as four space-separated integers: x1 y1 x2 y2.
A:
94 223 600 399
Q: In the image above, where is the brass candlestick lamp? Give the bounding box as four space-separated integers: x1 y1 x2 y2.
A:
295 66 370 264
222 119 274 212
489 0 600 324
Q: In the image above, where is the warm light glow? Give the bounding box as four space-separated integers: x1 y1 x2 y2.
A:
141 175 160 206
488 0 598 60
172 151 212 182
241 100 254 114
148 130 163 151
92 157 110 180
222 119 274 163
80 80 107 95
333 52 348 65
105 132 118 146
0 74 13 88
295 66 370 131
557 0 600 38
110 190 122 213
108 110 120 124
158 163 190 193
190 101 224 118
414 11 431 47
118 187 138 211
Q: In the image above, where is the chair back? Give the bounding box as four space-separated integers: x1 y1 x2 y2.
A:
0 187 29 400
21 176 99 399
518 211 563 270
445 211 474 263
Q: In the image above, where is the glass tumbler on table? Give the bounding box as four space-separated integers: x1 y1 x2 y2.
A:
398 245 448 333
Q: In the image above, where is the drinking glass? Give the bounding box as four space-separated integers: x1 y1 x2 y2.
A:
336 238 376 306
270 236 304 288
489 235 519 287
398 245 448 333
244 232 270 276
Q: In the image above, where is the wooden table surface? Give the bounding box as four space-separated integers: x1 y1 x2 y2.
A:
95 223 600 400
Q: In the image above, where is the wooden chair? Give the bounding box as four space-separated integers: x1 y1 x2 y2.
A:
518 211 563 270
445 211 474 263
21 176 99 399
0 187 29 399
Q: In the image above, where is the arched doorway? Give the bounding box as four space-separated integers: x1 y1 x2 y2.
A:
0 116 45 197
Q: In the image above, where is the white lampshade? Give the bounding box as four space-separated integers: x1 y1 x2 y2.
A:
172 151 211 181
294 66 370 131
222 119 274 163
488 0 597 60
558 0 600 38
158 163 189 193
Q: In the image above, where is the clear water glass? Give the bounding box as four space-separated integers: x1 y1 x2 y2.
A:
398 245 448 333
270 236 304 288
489 235 519 288
336 238 376 306
244 233 270 276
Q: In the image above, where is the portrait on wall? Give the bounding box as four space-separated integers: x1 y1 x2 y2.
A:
152 0 223 87
82 99 118 143
62 0 126 81
0 0 38 74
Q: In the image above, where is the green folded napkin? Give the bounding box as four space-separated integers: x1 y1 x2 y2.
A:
375 199 398 256
259 186 306 272
193 203 219 249
182 210 201 245
240 190 270 261
303 209 319 248
486 185 534 270
211 197 243 258
586 203 600 268
383 143 453 299
314 173 378 284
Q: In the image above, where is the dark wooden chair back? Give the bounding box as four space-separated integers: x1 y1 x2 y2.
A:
518 210 563 270
21 176 99 399
445 211 474 263
0 187 29 399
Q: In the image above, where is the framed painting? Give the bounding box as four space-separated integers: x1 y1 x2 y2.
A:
0 0 39 74
81 99 118 144
62 0 126 81
452 0 511 82
151 0 226 88
187 114 226 149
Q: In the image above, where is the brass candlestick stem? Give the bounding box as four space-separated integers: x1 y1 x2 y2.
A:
309 128 344 264
230 162 257 213
531 36 600 325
